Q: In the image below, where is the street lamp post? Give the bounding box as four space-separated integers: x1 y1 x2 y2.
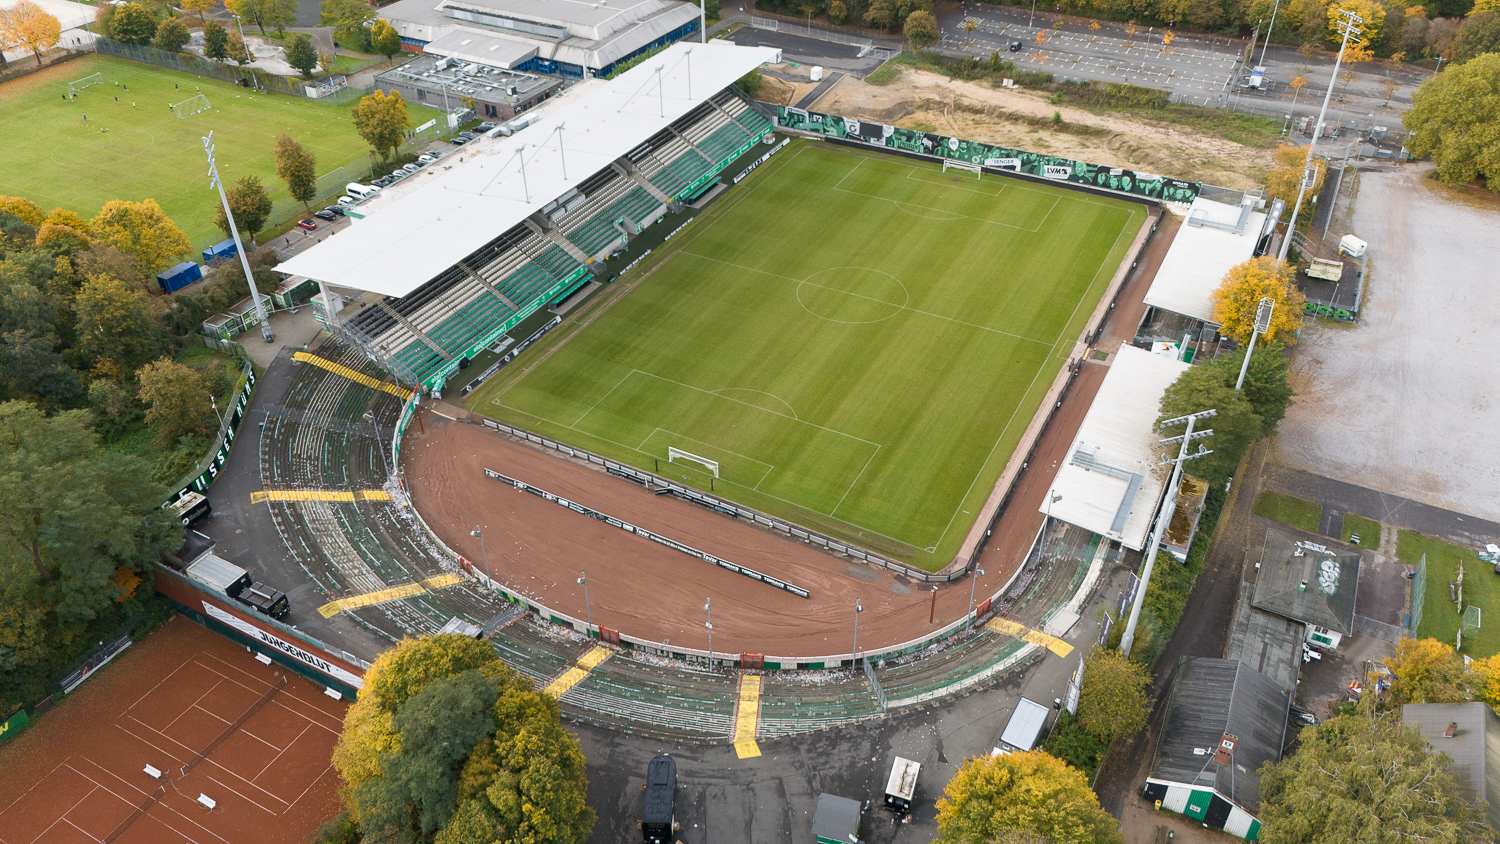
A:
1278 9 1362 262
577 571 592 628
1029 0 1038 30
1260 0 1281 67
1234 297 1277 390
704 597 713 667
1120 411 1216 657
852 599 863 664
966 568 986 631
203 132 272 343
470 526 491 584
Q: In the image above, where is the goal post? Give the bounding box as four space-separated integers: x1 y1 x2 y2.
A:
668 447 719 478
172 94 212 119
68 72 102 95
944 159 982 179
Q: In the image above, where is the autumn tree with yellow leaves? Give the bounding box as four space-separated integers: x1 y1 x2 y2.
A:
89 199 191 277
936 750 1123 844
1210 257 1306 345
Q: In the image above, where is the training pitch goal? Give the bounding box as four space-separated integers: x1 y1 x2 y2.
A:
943 159 982 179
172 94 212 119
68 73 103 95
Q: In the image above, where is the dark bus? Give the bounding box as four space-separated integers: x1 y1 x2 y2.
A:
168 491 212 526
642 753 677 843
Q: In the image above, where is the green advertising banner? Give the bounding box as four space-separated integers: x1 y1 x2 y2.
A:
777 106 1201 203
0 709 29 743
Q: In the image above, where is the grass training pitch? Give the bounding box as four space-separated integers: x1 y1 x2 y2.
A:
470 143 1145 569
1404 529 1499 656
0 55 407 246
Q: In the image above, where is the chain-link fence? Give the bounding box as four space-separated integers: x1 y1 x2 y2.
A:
1410 552 1427 635
94 37 373 103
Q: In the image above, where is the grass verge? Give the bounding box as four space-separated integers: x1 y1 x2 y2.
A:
1341 513 1381 547
1253 491 1322 534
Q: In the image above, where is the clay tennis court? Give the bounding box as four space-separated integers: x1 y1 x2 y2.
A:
401 363 1103 656
0 617 346 844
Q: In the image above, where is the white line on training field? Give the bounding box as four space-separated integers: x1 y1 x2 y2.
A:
570 369 635 429
830 444 881 518
630 370 883 447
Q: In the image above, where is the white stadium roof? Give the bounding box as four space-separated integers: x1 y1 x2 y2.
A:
1142 196 1266 324
277 40 779 297
1042 345 1191 551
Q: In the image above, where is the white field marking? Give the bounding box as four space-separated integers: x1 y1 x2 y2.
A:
830 444 882 519
639 428 775 490
570 369 634 428
711 387 799 419
678 251 1054 348
907 164 1007 197
627 370 883 448
253 723 312 781
829 155 865 191
833 181 1052 233
0 759 78 828
201 768 287 815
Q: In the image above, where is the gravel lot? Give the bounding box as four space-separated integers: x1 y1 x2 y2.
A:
1274 166 1500 522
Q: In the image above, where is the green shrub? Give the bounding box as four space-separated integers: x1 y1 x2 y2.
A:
1043 711 1108 780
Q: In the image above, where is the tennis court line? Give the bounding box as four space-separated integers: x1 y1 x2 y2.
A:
987 617 1074 657
250 489 392 504
316 573 466 618
544 646 614 698
292 352 411 399
733 675 762 759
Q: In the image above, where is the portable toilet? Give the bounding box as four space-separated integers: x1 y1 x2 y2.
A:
810 65 824 82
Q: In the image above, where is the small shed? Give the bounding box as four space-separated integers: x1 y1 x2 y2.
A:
1252 529 1361 643
811 793 860 844
1143 657 1291 840
1402 702 1500 833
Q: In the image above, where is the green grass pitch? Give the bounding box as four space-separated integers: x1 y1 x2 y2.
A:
0 54 410 247
468 142 1146 570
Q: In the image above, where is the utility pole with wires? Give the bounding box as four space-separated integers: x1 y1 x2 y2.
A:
1120 410 1216 658
1278 8 1362 262
203 131 272 343
1235 297 1276 390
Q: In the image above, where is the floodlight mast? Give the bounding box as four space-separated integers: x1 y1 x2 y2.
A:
1278 9 1362 261
203 132 273 343
1235 297 1277 390
1120 410 1216 657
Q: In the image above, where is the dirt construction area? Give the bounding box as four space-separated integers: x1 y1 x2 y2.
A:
1273 166 1500 523
0 618 346 844
808 67 1273 189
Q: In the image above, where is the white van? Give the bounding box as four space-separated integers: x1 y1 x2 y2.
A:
346 182 379 199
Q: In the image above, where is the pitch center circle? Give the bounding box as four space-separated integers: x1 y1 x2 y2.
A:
795 267 909 325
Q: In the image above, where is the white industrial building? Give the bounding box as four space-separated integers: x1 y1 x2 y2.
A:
1041 346 1191 551
378 0 704 78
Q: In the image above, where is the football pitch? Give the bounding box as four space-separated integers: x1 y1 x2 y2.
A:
0 55 406 246
469 142 1145 569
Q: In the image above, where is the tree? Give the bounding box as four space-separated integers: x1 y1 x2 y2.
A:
90 199 190 277
332 635 595 844
1205 340 1295 437
225 28 250 65
107 2 157 45
214 176 272 241
203 19 228 59
1156 364 1263 485
152 17 190 52
935 750 1124 844
180 0 217 22
74 274 164 375
286 32 318 77
135 358 215 446
1327 0 1386 61
0 1 61 68
0 329 82 410
0 402 180 621
1454 11 1500 61
275 135 318 209
350 89 411 159
1076 648 1150 744
1259 711 1491 844
0 196 45 228
1387 636 1467 703
905 9 940 48
369 18 401 60
1406 53 1500 185
320 0 374 47
1474 0 1500 13
865 0 898 28
1210 257 1306 345
1263 144 1328 219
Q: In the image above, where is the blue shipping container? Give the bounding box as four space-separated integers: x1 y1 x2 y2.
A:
202 239 238 264
157 261 203 294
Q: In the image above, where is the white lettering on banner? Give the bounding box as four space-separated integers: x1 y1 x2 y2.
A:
985 157 1021 171
201 601 364 689
1043 165 1072 180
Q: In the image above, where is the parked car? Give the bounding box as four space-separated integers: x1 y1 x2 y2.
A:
296 219 318 231
313 209 337 221
324 205 346 216
372 175 395 187
337 196 357 206
475 121 497 131
1009 39 1023 52
417 153 438 165
450 135 470 145
400 163 420 174
457 131 478 141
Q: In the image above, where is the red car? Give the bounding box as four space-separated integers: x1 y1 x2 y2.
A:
296 219 318 232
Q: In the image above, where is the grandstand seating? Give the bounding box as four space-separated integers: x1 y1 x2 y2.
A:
336 87 769 389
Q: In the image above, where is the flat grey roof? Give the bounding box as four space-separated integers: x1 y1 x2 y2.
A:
1403 702 1500 832
1150 656 1290 812
1143 196 1266 324
1000 697 1051 752
1226 580 1305 695
811 793 860 843
1251 528 1360 635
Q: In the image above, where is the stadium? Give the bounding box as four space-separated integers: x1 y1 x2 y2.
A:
267 39 1180 741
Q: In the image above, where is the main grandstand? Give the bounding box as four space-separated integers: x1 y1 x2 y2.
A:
280 40 780 391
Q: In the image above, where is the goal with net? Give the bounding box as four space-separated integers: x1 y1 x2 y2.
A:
172 94 212 119
943 160 982 179
668 447 719 478
68 72 102 95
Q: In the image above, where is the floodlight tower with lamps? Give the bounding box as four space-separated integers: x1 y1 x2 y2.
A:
1120 410 1216 657
1278 9 1362 261
577 571 592 628
203 132 272 343
470 526 491 583
704 597 713 666
852 599 863 664
1235 297 1277 390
